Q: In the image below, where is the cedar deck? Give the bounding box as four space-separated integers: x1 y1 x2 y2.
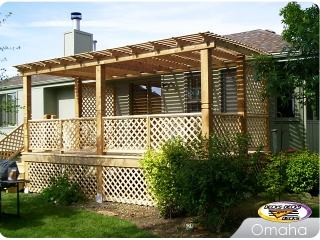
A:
6 32 270 205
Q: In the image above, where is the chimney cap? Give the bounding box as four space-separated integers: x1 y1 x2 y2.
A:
71 12 82 20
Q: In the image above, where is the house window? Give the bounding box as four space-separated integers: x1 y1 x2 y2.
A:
0 92 18 126
220 69 237 113
132 81 162 115
276 91 295 118
185 72 201 113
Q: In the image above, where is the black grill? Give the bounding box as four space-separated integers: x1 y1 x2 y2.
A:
0 160 20 189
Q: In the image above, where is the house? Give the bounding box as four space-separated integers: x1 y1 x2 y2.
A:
0 19 318 205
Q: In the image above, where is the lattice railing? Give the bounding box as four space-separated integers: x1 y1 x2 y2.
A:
102 166 153 205
29 113 252 153
103 116 148 151
27 162 97 199
29 118 96 151
0 123 24 160
149 113 202 149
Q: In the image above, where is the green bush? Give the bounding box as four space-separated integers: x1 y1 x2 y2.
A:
257 153 289 201
41 173 85 206
285 150 319 195
139 137 190 217
177 133 259 233
140 133 261 233
258 150 320 200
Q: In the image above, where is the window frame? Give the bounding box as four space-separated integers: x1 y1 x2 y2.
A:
184 71 201 113
0 91 18 127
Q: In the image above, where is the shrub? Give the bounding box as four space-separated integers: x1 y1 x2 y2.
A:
41 173 85 206
139 137 190 217
140 133 261 233
257 153 289 201
285 150 319 195
177 133 259 233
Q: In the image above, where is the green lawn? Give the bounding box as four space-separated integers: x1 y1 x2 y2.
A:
0 192 158 238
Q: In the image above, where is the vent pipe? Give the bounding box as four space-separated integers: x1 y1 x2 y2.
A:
71 12 82 30
93 40 97 51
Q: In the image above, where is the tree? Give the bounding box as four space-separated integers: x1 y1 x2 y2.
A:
250 2 319 110
0 12 22 133
1 12 20 81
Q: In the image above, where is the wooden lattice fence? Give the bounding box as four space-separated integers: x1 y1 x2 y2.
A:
102 166 153 205
0 123 24 160
26 162 154 205
246 64 269 149
27 162 97 200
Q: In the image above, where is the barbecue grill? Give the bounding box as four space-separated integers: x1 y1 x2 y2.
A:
0 160 20 189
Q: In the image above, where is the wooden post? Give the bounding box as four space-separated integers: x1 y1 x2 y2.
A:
96 65 106 155
201 48 213 138
236 54 247 134
23 76 32 153
96 166 103 194
75 77 82 118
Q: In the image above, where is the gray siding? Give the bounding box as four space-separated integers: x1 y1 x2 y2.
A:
307 120 319 152
56 86 75 119
162 73 185 113
269 94 306 153
31 88 45 120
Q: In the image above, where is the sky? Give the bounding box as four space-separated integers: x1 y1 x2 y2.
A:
0 0 316 78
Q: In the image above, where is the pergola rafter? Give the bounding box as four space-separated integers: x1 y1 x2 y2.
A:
14 31 268 79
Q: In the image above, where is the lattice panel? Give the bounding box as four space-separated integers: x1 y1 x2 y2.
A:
102 166 154 206
0 123 24 160
27 162 97 200
82 84 96 118
62 118 97 150
246 65 268 115
150 115 202 149
105 86 115 117
79 119 97 149
212 114 242 138
82 84 115 118
247 116 268 148
103 117 148 151
29 120 60 150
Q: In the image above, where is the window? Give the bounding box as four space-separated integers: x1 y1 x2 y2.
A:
132 81 162 115
185 72 201 113
220 69 237 113
276 91 295 118
0 92 18 126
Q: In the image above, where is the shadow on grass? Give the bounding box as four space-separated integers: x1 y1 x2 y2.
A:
0 192 159 238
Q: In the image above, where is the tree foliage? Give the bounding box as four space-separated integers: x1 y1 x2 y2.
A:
1 12 20 81
0 12 22 132
250 2 319 108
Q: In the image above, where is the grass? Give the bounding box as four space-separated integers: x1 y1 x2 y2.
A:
0 192 159 238
0 191 318 238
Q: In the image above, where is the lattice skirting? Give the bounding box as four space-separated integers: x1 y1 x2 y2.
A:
102 166 154 206
26 162 154 206
27 162 97 200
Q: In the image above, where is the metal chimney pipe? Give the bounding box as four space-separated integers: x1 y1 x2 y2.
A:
93 40 97 51
71 12 82 30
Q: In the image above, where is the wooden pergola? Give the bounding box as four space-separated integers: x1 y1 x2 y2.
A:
14 31 269 155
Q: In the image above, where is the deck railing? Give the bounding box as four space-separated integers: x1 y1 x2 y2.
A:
0 123 24 160
28 112 266 153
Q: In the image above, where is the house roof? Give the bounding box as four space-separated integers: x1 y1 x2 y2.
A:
224 29 288 54
0 74 73 88
3 29 287 87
